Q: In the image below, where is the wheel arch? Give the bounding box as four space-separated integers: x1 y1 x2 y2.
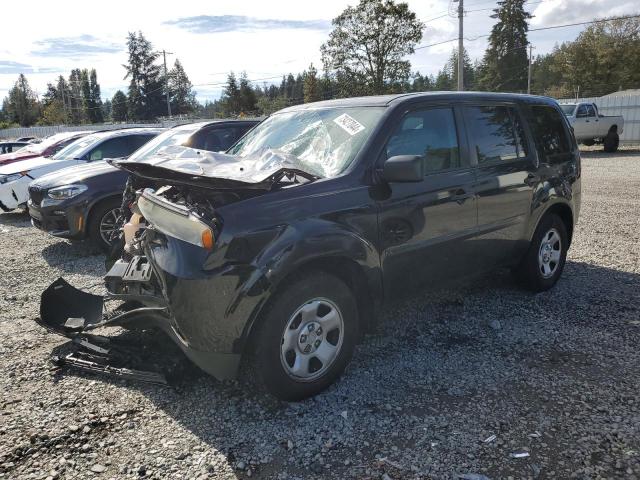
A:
240 254 379 357
535 202 574 247
608 124 618 134
85 193 123 233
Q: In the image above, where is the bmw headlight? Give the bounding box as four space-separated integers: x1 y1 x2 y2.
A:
0 172 25 184
47 184 88 200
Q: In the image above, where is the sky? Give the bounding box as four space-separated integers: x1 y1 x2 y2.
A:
0 0 637 103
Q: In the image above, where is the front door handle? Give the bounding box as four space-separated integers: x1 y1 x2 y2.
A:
451 188 473 204
525 173 540 185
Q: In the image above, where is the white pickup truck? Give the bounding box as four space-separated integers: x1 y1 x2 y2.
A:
560 102 624 152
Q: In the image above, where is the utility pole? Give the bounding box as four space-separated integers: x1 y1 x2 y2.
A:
162 49 173 117
527 44 533 94
457 0 464 91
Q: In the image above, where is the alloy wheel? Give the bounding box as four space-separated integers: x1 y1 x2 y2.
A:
99 208 122 246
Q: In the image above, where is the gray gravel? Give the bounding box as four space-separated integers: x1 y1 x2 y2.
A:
1 149 640 480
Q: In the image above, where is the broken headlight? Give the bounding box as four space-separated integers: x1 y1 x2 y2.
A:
47 184 88 200
137 189 215 251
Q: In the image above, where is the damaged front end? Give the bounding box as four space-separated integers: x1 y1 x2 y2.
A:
37 148 317 384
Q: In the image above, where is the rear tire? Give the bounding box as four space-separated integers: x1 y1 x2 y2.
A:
515 213 568 292
251 271 358 401
603 131 619 153
88 198 123 252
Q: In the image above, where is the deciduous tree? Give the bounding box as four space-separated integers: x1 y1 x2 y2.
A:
321 0 424 95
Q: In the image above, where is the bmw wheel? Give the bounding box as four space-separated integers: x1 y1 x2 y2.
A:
88 197 123 252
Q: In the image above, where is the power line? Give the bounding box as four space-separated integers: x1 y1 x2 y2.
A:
415 13 640 51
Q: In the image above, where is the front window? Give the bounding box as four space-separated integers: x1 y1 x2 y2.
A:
52 136 102 161
560 104 576 116
228 107 386 178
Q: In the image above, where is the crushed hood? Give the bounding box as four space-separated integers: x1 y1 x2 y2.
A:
114 147 319 190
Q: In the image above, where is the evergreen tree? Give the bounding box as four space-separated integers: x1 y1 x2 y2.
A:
80 70 92 122
102 98 112 122
39 83 66 125
238 72 257 113
303 64 320 103
68 69 85 124
168 59 196 115
6 74 40 127
445 48 476 90
221 72 241 115
123 31 165 120
111 90 128 122
89 69 104 123
477 0 531 92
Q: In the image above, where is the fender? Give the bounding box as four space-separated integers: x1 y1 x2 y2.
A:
227 218 382 353
526 178 577 245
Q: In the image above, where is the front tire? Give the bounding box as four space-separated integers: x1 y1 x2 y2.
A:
603 131 619 153
252 272 358 401
515 213 568 292
88 198 123 252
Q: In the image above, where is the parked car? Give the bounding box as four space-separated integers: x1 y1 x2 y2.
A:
560 102 624 152
28 120 259 250
0 141 30 155
0 128 163 212
40 93 580 400
16 136 37 142
0 131 91 167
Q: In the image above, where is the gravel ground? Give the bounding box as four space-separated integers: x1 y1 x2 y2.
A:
1 149 639 480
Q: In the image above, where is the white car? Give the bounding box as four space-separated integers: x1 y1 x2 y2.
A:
0 128 163 212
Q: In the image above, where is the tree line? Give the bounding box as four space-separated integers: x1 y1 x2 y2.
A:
2 0 639 127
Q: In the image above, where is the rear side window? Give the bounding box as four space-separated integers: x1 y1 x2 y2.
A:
527 106 572 164
89 137 135 161
386 107 461 173
465 105 527 164
127 134 156 151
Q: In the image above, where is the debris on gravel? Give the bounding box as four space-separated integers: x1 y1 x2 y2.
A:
1 150 639 479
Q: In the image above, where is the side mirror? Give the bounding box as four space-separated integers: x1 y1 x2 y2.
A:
382 155 424 182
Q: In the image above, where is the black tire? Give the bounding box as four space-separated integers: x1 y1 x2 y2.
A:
88 197 123 252
515 213 568 292
251 271 358 401
603 131 619 153
582 139 595 147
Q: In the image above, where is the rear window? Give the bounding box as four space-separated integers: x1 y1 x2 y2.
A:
465 105 527 164
527 106 572 163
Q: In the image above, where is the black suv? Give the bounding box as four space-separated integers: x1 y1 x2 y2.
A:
40 93 580 400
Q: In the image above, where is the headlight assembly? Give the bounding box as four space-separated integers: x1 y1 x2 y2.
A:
47 184 88 200
137 189 215 251
0 172 26 184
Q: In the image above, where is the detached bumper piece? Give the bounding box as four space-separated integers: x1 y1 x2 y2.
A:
52 334 168 385
38 274 172 386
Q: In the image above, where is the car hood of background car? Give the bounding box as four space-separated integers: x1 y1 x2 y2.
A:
0 156 63 175
31 161 120 189
114 146 319 191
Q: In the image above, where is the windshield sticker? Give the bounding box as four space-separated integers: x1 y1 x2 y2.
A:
333 113 366 136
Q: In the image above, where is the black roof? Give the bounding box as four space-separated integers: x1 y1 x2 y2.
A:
282 91 559 111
